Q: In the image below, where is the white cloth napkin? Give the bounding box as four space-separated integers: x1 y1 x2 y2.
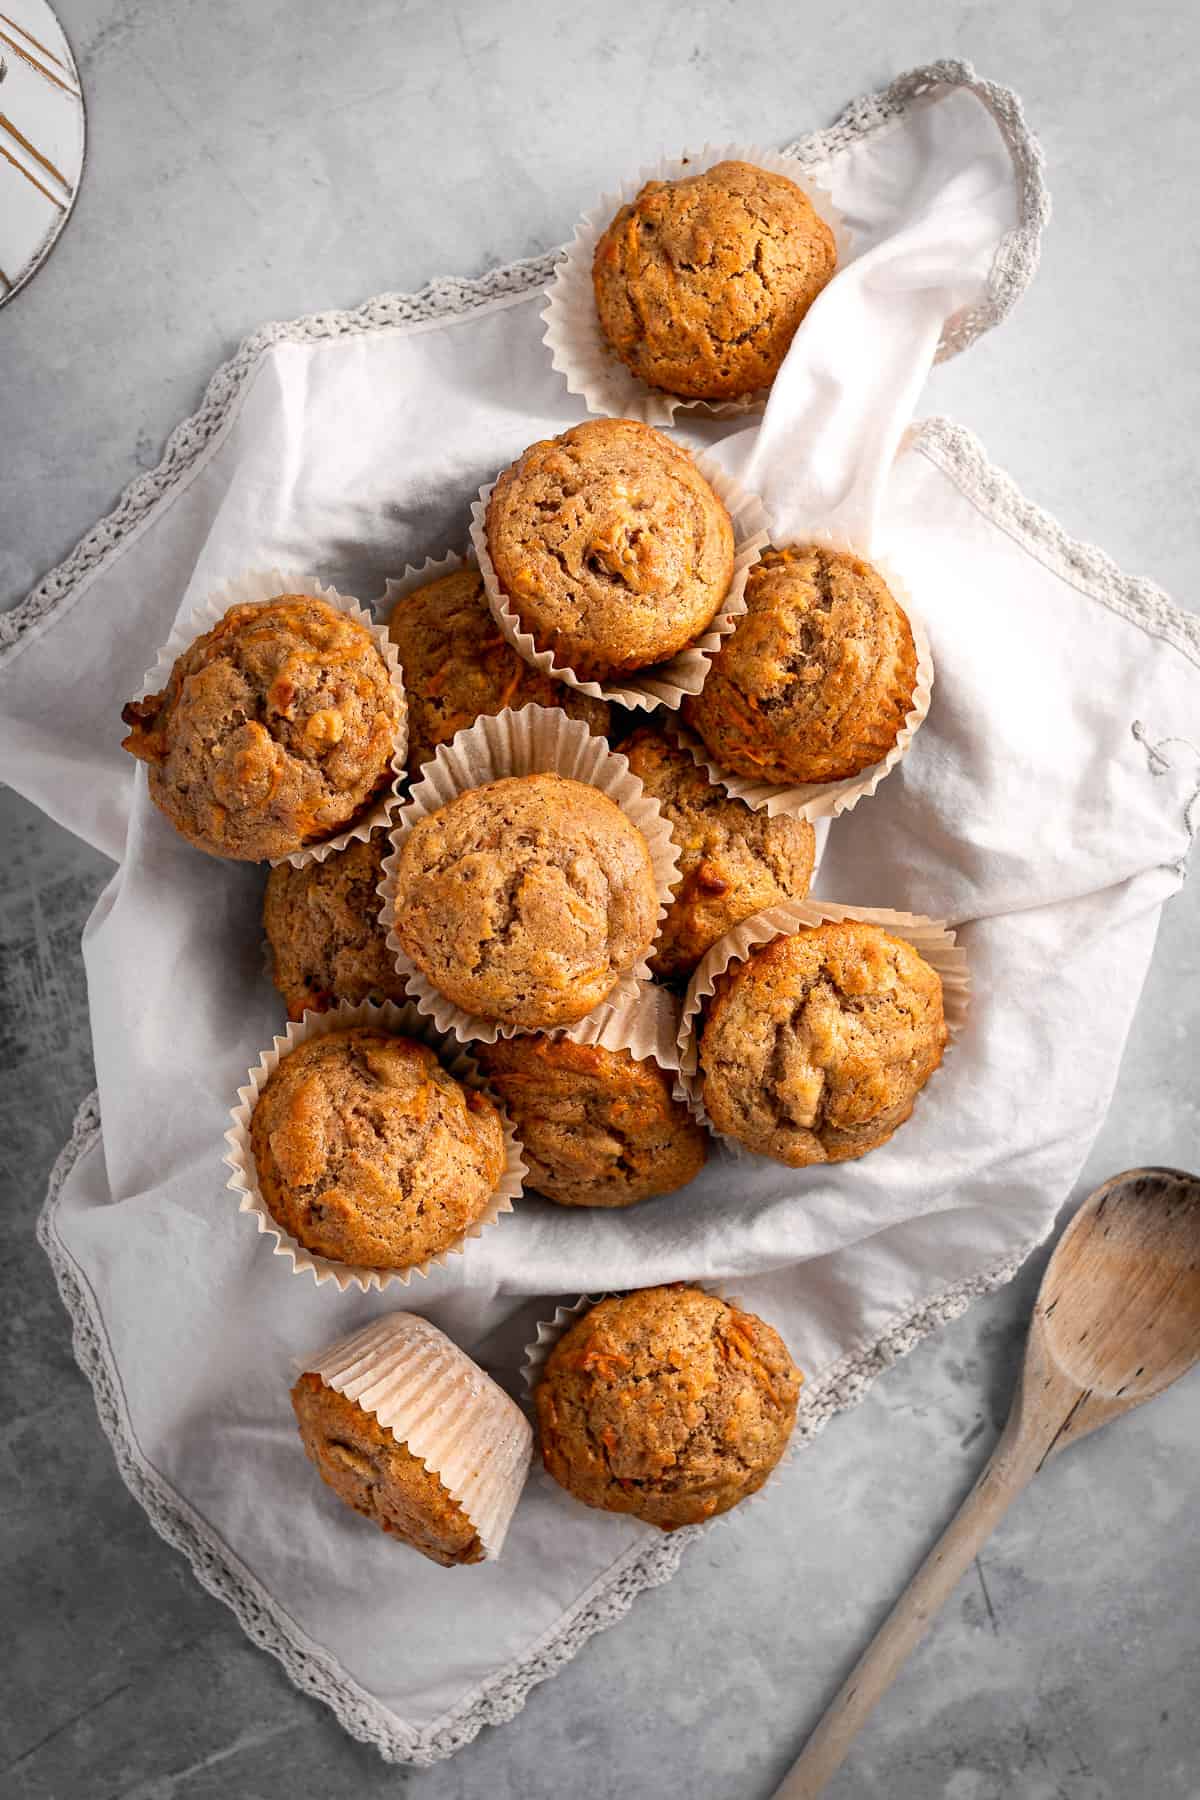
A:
4 65 1198 1765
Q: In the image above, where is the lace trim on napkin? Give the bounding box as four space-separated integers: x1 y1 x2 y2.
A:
1 58 1048 663
39 1089 1033 1767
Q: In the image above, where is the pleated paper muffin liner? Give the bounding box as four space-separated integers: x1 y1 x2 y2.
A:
676 899 971 1155
381 547 471 616
133 568 409 869
377 705 682 1044
682 541 934 821
520 1286 801 1529
541 142 850 426
468 450 770 712
224 997 526 1293
299 1312 533 1561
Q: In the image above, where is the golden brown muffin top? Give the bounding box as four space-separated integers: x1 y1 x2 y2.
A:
291 1373 484 1566
121 596 401 861
263 833 406 1021
486 419 734 681
683 547 918 787
536 1285 801 1530
476 1034 706 1208
387 565 610 769
250 1026 505 1269
623 726 815 981
391 773 660 1030
699 921 947 1167
592 160 836 401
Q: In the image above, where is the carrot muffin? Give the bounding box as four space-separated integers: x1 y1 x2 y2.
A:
390 772 659 1029
292 1372 485 1565
263 833 405 1020
387 563 609 769
624 726 815 981
683 547 918 786
592 160 836 401
485 419 735 680
476 1033 707 1207
121 595 402 861
699 921 947 1166
249 1026 505 1269
536 1285 801 1529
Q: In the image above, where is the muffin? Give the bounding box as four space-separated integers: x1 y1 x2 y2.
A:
592 160 836 401
476 1033 707 1207
390 772 659 1029
536 1285 801 1529
387 563 610 769
121 595 402 861
683 547 918 786
699 920 947 1166
292 1313 532 1566
263 833 406 1020
249 1026 505 1269
485 419 735 681
623 726 816 981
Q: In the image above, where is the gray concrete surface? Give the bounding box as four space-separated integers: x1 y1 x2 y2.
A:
2 3 1199 1796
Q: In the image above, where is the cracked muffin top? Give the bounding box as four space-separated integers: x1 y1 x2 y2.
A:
698 921 947 1166
387 564 610 770
121 595 402 861
476 1033 706 1208
536 1285 801 1530
249 1027 505 1269
390 772 660 1029
291 1373 484 1566
485 419 735 681
683 546 918 787
263 833 406 1020
623 726 816 981
592 160 836 401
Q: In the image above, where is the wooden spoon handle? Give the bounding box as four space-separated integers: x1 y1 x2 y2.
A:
772 1438 1034 1799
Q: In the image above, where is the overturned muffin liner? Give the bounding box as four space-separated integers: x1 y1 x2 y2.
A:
381 547 471 617
677 899 971 1156
468 450 770 712
377 705 682 1044
541 142 850 426
520 1286 801 1529
223 997 526 1293
133 568 409 869
683 542 934 821
300 1312 533 1561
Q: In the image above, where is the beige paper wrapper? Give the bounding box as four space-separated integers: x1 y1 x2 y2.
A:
468 449 770 712
520 1286 800 1527
377 705 681 1043
133 568 409 869
382 548 471 616
677 899 971 1158
300 1312 533 1561
683 542 934 820
541 142 850 426
224 997 526 1293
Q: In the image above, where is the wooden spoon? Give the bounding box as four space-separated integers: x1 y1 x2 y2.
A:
773 1167 1200 1800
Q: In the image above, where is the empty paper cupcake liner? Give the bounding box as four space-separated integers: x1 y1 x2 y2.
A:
520 1286 801 1529
133 567 409 869
541 141 850 426
682 541 934 821
224 996 526 1293
300 1312 533 1561
677 898 971 1154
468 449 770 712
377 704 681 1044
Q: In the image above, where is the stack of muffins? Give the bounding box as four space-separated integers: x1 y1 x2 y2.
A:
120 156 954 1567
